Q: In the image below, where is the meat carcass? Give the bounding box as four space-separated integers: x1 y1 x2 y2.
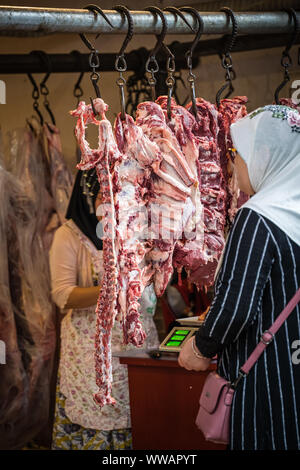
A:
71 99 160 406
0 156 55 449
185 97 227 287
71 99 121 406
155 96 205 286
114 112 158 346
135 100 200 295
217 96 248 222
183 96 248 287
279 97 300 112
43 123 74 225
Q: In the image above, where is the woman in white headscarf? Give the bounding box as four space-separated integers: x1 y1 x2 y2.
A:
179 105 300 450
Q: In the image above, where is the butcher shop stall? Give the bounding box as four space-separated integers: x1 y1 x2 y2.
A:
0 0 299 453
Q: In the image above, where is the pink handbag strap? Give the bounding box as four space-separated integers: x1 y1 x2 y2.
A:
232 287 300 388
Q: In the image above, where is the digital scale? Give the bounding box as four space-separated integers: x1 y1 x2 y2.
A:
159 326 199 353
159 317 203 353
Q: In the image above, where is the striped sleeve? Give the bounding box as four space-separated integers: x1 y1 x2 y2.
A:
195 208 275 358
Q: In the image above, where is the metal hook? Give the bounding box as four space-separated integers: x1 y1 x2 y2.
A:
30 50 56 126
79 4 114 117
178 7 204 119
114 5 134 120
79 4 114 51
216 8 238 108
27 70 44 126
274 8 300 105
145 6 168 101
163 7 196 120
164 7 194 34
71 50 85 106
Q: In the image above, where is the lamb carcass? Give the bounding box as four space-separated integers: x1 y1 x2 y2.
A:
135 100 200 295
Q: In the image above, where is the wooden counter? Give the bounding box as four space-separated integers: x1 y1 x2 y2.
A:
117 349 226 451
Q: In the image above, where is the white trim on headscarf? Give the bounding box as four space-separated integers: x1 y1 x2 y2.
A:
230 105 300 246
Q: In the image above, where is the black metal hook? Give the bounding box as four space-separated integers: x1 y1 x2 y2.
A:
164 7 194 34
163 7 193 119
79 4 114 51
178 7 204 119
274 8 300 105
79 4 114 117
216 7 238 108
145 6 169 101
71 50 85 106
27 68 44 126
30 50 56 126
114 5 134 120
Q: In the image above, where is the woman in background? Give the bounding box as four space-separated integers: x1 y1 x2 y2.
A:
49 169 159 450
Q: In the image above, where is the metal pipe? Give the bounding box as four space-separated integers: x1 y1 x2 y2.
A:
0 33 298 74
0 7 299 36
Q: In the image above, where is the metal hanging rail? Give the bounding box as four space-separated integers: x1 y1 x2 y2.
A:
0 33 299 74
0 7 299 36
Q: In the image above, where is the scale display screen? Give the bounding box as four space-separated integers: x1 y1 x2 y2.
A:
165 330 190 347
159 326 199 353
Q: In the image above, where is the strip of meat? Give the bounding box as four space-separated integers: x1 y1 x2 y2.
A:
185 97 226 287
70 98 120 406
217 96 248 222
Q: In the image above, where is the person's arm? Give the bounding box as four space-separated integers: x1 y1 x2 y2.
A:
64 286 100 309
178 208 275 371
49 226 100 310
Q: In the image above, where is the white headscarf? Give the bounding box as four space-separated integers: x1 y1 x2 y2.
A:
230 105 300 246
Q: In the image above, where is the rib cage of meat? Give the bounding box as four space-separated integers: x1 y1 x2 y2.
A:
114 112 156 346
135 100 201 296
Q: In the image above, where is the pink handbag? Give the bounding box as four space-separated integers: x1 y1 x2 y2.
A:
195 287 300 445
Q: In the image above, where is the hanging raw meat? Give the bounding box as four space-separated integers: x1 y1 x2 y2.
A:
183 97 226 287
135 99 201 295
217 96 248 222
279 97 300 112
114 112 157 345
72 98 158 406
71 96 204 406
0 127 56 449
183 95 248 288
71 98 121 406
154 96 206 287
43 122 74 225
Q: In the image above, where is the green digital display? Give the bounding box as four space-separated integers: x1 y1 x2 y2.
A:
160 327 199 352
175 330 189 336
166 341 181 347
171 335 185 341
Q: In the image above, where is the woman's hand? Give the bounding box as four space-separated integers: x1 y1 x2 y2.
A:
178 337 211 371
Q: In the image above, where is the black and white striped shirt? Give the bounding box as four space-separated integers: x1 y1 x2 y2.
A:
195 207 300 450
